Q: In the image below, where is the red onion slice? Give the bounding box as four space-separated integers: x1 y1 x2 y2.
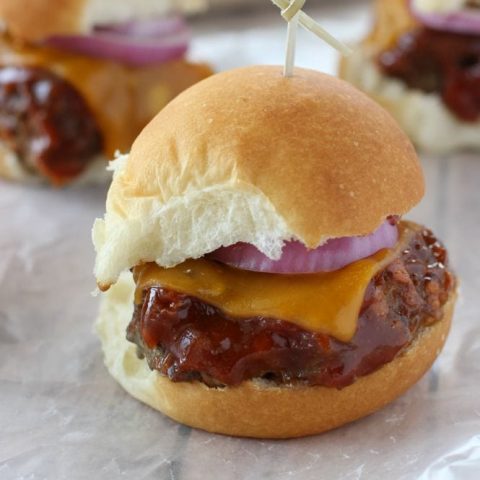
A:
44 16 189 66
209 220 399 274
95 16 186 38
410 0 480 35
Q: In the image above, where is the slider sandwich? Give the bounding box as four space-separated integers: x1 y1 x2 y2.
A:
94 66 457 438
340 0 480 153
0 0 211 185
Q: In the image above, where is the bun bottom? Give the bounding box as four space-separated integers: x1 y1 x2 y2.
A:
0 141 110 185
96 272 456 439
339 48 480 154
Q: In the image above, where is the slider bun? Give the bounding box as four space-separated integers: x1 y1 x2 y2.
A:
339 0 480 153
0 142 110 185
93 65 424 289
0 0 205 42
339 50 480 154
97 272 456 439
0 143 29 182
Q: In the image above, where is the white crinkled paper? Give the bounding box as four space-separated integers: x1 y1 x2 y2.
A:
1 1 479 478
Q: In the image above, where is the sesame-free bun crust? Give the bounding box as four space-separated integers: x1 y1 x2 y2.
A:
338 0 480 153
0 0 205 42
93 66 424 288
96 272 456 439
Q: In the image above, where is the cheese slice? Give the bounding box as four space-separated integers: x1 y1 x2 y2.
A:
134 251 387 342
133 224 415 342
0 36 212 157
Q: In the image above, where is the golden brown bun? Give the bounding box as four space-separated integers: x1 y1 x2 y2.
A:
93 65 424 288
96 272 456 439
339 0 480 153
0 0 206 42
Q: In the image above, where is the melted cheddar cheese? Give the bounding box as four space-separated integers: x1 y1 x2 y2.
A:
134 248 395 343
133 224 417 342
0 36 212 156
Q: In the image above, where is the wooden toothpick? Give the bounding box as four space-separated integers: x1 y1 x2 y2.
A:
271 0 352 77
284 9 300 77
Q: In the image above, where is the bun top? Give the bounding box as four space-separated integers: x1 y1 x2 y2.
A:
0 0 205 42
93 65 424 289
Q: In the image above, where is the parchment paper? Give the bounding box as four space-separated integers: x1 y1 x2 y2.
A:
1 1 479 478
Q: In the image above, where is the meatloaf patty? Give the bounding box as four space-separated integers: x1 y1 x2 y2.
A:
127 225 454 389
0 66 102 183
